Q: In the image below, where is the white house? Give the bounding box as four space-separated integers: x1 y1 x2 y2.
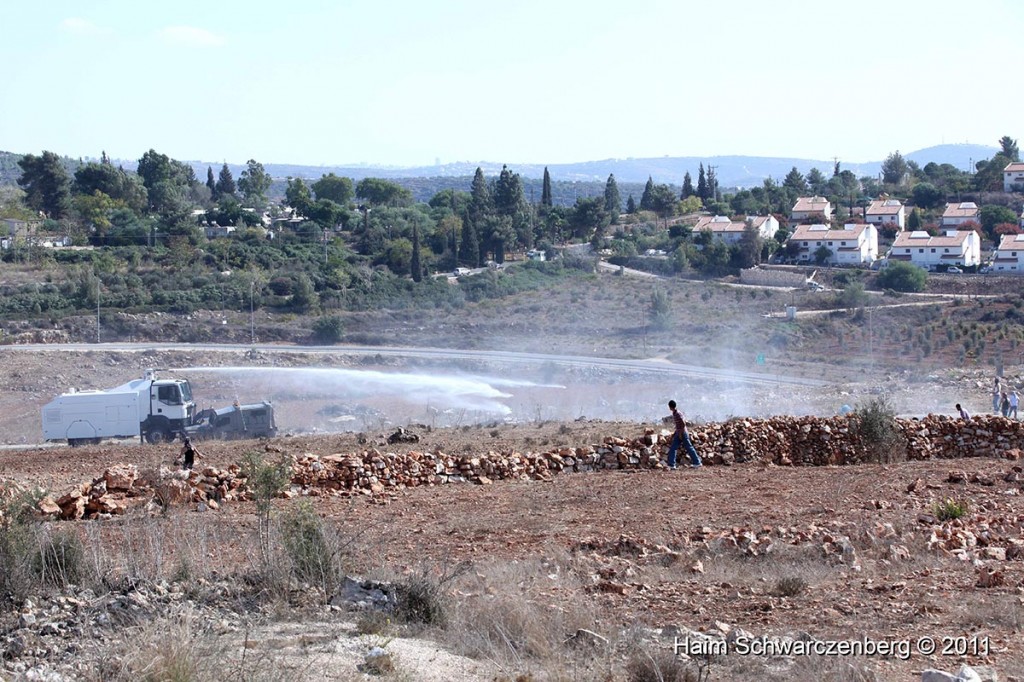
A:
1003 162 1024 192
992 233 1024 273
865 199 905 230
787 223 878 265
693 214 779 244
790 196 833 224
890 230 982 269
941 202 980 227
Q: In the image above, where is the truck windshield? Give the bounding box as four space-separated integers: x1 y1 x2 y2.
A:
157 385 181 405
179 381 193 403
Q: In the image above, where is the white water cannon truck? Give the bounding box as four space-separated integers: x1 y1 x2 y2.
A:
42 369 196 446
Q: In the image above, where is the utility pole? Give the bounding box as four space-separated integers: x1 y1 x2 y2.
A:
323 228 328 264
250 280 255 345
95 277 100 343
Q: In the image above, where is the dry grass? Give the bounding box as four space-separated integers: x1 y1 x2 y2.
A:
442 556 608 679
90 608 303 682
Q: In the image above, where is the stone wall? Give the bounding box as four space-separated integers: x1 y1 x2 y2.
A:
40 414 1024 517
739 266 807 288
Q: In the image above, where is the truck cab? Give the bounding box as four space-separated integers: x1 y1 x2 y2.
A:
144 378 196 442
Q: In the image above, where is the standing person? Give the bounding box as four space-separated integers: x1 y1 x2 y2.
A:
993 377 1002 414
1011 391 1020 420
180 437 202 471
666 400 702 469
955 403 970 420
1001 392 1011 418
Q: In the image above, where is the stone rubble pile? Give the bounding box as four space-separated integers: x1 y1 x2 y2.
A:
41 464 247 520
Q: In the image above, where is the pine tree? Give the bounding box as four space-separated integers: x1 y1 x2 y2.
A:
681 172 694 199
494 164 525 217
410 224 422 282
696 164 708 202
626 195 636 214
101 150 111 165
469 167 491 226
541 167 553 208
215 162 236 197
16 151 71 219
604 174 621 224
206 166 217 198
639 176 654 211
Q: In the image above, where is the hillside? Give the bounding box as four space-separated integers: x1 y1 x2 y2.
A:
0 143 999 190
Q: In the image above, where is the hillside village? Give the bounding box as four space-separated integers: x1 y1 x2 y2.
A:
1 140 1023 368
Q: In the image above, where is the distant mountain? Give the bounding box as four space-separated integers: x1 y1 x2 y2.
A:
0 143 1001 192
233 143 1000 189
904 143 996 172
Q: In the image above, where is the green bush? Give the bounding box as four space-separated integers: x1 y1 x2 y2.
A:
934 498 968 521
854 396 906 463
877 261 927 293
311 315 344 344
279 502 341 597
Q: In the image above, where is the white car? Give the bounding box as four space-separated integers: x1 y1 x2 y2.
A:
947 266 962 274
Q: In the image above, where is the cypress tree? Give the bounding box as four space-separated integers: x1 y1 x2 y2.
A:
626 195 636 214
541 167 553 207
604 174 621 224
697 164 708 202
206 166 217 198
459 212 479 267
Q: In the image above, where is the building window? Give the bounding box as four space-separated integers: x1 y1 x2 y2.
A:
919 249 924 253
931 248 936 253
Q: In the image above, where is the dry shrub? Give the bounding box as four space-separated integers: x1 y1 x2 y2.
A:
446 558 600 673
624 646 693 682
95 608 301 682
772 575 807 597
83 509 226 588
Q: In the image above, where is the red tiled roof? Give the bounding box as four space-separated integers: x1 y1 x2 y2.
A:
792 196 831 213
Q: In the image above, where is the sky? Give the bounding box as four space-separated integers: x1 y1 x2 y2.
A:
1 0 1021 169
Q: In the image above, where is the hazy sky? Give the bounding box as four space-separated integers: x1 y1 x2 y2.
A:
2 0 1020 168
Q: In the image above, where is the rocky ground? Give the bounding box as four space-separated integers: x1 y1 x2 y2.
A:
0 348 1022 681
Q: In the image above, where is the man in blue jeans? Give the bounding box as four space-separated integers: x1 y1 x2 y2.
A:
666 400 702 469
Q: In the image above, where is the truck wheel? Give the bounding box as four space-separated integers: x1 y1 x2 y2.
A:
146 428 171 444
68 438 82 448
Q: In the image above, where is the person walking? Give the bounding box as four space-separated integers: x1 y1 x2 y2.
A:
179 437 202 471
666 400 702 469
1001 392 1011 418
993 377 1002 414
956 403 970 420
1011 391 1020 420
